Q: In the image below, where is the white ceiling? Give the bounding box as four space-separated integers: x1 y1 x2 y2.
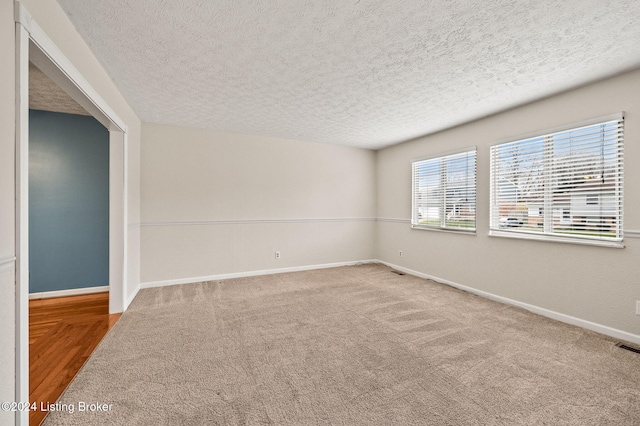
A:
56 0 640 150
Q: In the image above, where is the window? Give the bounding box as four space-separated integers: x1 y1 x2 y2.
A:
412 148 476 232
490 114 624 246
586 196 599 205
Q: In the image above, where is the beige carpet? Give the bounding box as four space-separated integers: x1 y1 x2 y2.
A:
43 264 640 425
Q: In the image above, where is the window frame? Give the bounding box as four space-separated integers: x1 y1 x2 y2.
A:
489 113 624 248
411 147 477 234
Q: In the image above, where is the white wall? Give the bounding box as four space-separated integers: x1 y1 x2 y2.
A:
141 123 376 284
0 0 16 419
376 68 640 339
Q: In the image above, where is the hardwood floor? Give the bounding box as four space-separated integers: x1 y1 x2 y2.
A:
29 292 121 426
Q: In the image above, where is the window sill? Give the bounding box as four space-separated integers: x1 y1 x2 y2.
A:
411 225 476 235
489 229 624 248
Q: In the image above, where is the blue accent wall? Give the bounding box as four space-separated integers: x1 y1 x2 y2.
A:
29 110 109 293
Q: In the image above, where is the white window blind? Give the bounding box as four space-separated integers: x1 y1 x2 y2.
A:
490 115 624 245
412 148 476 232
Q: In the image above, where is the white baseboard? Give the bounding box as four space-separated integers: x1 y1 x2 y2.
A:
378 260 640 346
141 259 378 289
29 285 109 300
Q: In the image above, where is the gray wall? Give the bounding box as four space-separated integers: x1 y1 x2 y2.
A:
29 109 109 293
376 68 640 338
141 123 377 284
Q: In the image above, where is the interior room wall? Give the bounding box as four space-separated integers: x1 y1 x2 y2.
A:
0 0 16 420
29 109 109 294
140 123 376 284
376 68 640 339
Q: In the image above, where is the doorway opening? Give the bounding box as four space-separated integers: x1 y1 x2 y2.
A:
15 3 128 425
27 61 119 426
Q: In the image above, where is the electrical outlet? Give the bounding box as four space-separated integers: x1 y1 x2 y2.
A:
636 300 640 316
399 250 403 257
275 251 281 259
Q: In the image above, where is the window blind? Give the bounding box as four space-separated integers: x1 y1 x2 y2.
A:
412 149 476 232
490 115 624 243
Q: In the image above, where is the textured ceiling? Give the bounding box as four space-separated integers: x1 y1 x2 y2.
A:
56 0 640 149
29 62 90 116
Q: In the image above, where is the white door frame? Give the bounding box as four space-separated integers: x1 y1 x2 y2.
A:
14 3 128 425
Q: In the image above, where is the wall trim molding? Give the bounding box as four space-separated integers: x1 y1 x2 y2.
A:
140 259 378 289
28 285 109 300
140 218 377 227
136 217 637 233
626 230 640 239
376 217 411 223
377 260 640 346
